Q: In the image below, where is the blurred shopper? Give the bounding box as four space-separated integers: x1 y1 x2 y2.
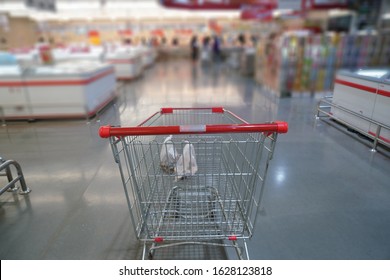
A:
250 34 258 47
200 36 211 65
190 35 199 62
212 35 221 62
172 37 179 46
151 37 158 47
202 36 210 49
238 33 245 46
123 38 132 45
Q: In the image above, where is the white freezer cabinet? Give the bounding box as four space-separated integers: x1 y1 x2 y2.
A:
331 68 390 144
105 51 143 80
0 62 116 120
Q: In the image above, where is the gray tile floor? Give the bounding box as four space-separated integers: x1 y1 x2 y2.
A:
1 59 389 260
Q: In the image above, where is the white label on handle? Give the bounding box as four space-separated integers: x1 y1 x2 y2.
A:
180 125 206 133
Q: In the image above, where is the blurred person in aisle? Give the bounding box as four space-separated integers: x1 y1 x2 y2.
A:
201 35 211 65
123 38 132 46
190 35 199 62
202 36 210 50
212 35 221 62
238 33 246 47
172 37 179 46
151 37 159 47
250 34 258 47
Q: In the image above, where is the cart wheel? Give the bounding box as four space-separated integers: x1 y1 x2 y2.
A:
148 252 154 260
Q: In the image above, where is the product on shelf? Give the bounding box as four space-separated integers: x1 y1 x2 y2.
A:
255 31 389 96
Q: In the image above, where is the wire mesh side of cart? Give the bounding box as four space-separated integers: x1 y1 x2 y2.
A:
101 108 287 259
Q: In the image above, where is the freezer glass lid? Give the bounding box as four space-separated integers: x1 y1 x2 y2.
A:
0 65 22 75
31 61 107 75
355 69 388 78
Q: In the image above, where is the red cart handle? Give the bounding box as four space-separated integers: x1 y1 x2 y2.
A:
99 122 288 138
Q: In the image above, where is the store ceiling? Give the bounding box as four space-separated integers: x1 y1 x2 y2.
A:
0 0 241 21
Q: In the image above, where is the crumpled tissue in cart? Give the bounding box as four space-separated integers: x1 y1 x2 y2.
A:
175 141 198 181
160 135 179 173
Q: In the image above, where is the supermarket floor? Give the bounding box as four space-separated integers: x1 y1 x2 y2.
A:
1 59 389 260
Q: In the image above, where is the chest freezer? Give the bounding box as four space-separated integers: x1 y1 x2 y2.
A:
331 68 390 144
0 65 32 118
105 50 143 80
0 61 116 120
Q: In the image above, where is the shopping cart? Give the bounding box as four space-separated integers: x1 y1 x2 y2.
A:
99 107 288 260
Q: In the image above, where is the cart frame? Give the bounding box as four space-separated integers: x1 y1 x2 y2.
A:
100 107 287 259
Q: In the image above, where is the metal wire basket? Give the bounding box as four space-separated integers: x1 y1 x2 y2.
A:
99 107 288 259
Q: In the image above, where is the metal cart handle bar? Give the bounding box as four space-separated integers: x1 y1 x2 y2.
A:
99 122 288 138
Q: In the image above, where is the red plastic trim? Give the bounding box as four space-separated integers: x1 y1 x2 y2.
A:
154 237 164 243
378 89 390 98
335 79 390 98
228 236 237 241
275 121 289 133
335 79 377 94
368 131 390 143
98 122 289 137
161 108 173 114
212 107 224 113
99 126 111 138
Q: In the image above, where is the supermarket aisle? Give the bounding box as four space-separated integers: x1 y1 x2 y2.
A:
0 59 389 260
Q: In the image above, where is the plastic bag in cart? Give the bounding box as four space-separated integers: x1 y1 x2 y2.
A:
175 141 198 181
160 135 179 173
